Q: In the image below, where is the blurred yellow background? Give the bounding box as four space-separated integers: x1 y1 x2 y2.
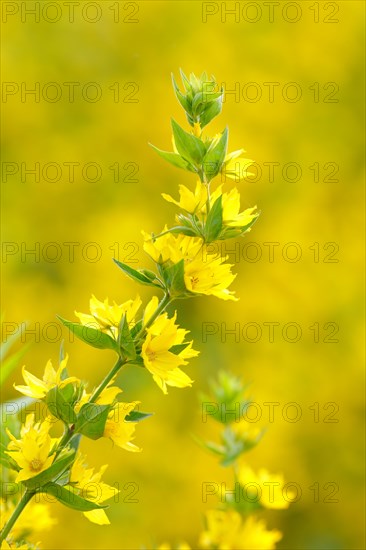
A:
1 1 365 549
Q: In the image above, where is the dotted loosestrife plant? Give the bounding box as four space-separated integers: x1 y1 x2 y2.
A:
0 70 259 550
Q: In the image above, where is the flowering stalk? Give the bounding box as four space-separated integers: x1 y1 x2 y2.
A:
0 491 33 543
154 372 291 550
0 70 259 549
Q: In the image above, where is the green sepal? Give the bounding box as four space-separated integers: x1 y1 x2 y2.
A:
169 343 190 355
45 385 77 424
125 410 152 423
203 127 228 180
171 119 206 166
118 314 136 361
41 482 108 512
57 317 119 353
130 320 143 339
22 448 76 490
161 259 192 298
205 195 223 242
75 403 111 440
113 259 164 289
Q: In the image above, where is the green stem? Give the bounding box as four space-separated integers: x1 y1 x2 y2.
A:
198 169 211 215
0 490 34 543
55 356 126 453
89 356 125 404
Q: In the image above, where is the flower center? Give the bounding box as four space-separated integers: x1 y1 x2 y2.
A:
190 276 199 289
30 458 43 472
147 350 157 361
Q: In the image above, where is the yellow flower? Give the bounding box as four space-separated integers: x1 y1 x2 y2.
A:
143 233 237 301
222 149 254 182
75 295 142 339
103 401 141 452
184 252 237 301
75 379 122 413
69 453 119 525
237 465 293 510
210 186 258 228
6 415 56 483
199 509 282 550
162 182 207 214
162 182 257 234
141 296 199 394
0 496 56 540
14 355 78 400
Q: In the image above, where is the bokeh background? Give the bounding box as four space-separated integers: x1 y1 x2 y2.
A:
1 1 365 548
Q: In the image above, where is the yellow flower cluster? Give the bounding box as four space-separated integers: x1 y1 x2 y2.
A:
143 232 237 301
199 510 282 550
5 415 57 483
1 71 270 550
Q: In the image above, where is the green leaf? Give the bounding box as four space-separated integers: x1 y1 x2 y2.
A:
161 259 190 298
149 144 195 173
139 268 159 281
192 88 222 116
163 226 198 237
57 317 119 352
125 410 153 422
75 403 111 440
113 259 164 288
45 385 77 424
118 314 136 360
171 73 191 113
179 69 191 93
199 96 223 128
130 320 143 339
205 195 223 242
203 127 228 180
22 449 76 490
171 119 206 165
42 482 107 512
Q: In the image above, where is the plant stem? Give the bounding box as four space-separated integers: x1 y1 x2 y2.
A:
0 489 34 543
89 355 125 404
135 293 172 341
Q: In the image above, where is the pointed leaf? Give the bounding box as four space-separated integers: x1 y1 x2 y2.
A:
113 259 164 288
42 482 108 512
22 449 76 490
171 119 206 165
205 195 223 242
46 386 77 424
199 96 223 128
149 144 195 172
75 403 111 440
203 127 228 180
118 314 136 360
57 317 118 352
125 410 153 422
161 259 190 297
